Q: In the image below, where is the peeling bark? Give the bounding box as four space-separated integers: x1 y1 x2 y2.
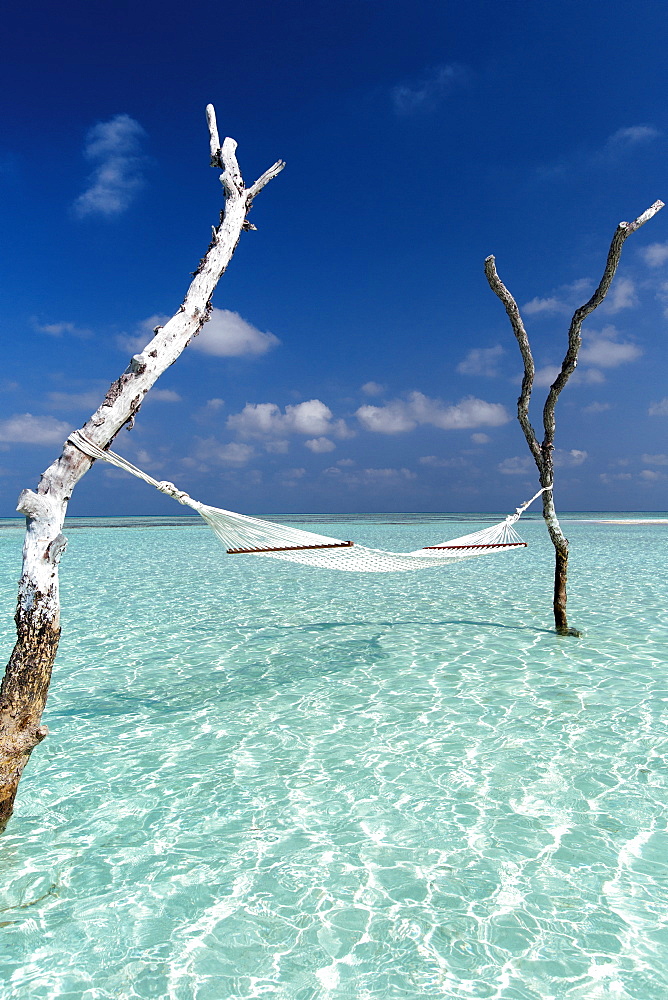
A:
484 200 663 634
0 106 284 833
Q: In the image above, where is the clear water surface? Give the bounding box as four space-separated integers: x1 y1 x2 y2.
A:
0 512 666 999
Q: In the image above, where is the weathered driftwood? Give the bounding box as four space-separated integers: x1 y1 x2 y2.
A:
485 200 664 634
0 106 284 833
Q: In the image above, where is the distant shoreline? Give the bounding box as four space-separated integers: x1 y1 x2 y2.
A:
579 518 668 525
0 511 668 531
1 513 667 529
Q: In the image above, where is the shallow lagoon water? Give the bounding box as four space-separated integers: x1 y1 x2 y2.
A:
0 512 667 999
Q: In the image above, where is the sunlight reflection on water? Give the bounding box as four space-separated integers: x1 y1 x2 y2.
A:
0 513 666 999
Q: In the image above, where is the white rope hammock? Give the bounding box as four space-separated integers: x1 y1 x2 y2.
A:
69 431 550 574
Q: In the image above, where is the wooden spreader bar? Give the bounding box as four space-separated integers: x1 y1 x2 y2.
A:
423 542 527 550
227 540 354 555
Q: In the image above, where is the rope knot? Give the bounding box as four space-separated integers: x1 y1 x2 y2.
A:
157 482 192 504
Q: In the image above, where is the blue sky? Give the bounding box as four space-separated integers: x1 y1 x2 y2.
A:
1 0 667 515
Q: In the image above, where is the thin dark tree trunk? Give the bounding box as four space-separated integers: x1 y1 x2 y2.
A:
554 546 569 634
484 200 663 634
0 106 284 833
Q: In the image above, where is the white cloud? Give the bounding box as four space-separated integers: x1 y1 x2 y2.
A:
642 453 668 465
115 446 165 472
277 467 307 486
640 469 664 481
497 448 587 476
498 456 533 476
649 398 668 416
117 308 279 360
522 278 592 317
48 390 103 411
419 455 467 468
471 432 491 444
116 314 169 354
533 365 562 387
528 364 605 388
190 308 280 358
417 393 509 430
659 282 668 318
522 296 564 317
134 448 163 470
356 401 416 434
229 401 313 436
600 472 633 484
0 413 72 445
34 320 92 339
288 401 335 435
197 439 255 465
73 114 147 218
563 278 593 297
532 364 606 387
144 388 182 403
540 126 661 180
332 419 356 439
361 381 385 396
192 397 225 426
579 327 642 367
607 125 661 147
582 401 611 414
392 63 469 116
554 449 587 468
323 466 416 487
227 399 350 440
305 437 336 453
456 345 504 377
577 368 606 385
361 467 416 483
601 277 637 314
639 242 668 268
356 392 509 434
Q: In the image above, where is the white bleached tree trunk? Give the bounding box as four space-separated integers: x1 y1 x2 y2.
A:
485 200 664 635
0 106 284 832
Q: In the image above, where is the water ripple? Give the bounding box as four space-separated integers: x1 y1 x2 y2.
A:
0 515 666 998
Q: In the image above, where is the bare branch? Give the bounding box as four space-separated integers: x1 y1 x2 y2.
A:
207 104 285 207
542 199 665 447
624 199 664 233
247 160 287 202
484 255 543 472
205 104 221 167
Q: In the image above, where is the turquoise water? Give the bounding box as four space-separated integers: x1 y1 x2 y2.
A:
0 512 667 999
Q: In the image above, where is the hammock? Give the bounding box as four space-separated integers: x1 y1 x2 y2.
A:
69 431 549 574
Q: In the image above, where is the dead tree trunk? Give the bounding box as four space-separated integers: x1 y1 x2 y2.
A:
0 106 284 833
485 200 664 635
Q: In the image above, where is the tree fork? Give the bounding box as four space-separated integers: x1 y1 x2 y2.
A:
0 106 284 834
485 199 663 634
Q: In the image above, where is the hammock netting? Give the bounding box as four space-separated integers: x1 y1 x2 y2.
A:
69 431 547 574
